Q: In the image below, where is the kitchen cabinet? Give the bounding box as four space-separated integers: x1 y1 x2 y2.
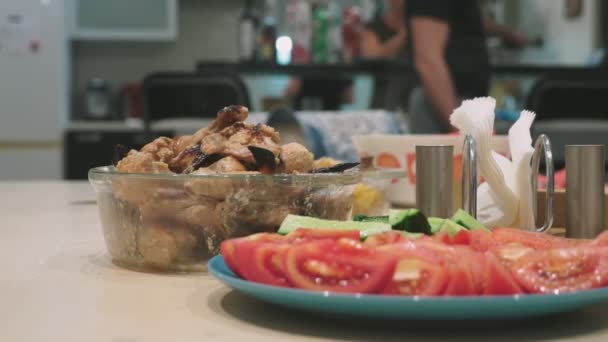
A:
63 125 174 180
68 0 177 41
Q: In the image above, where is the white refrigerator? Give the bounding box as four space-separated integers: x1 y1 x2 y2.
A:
0 0 68 180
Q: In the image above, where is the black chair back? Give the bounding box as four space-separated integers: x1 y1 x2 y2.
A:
525 71 608 120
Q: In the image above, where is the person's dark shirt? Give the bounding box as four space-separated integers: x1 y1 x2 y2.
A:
406 0 490 98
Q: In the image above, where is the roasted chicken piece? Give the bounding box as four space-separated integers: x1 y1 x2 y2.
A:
137 223 197 269
185 158 256 199
194 156 247 174
140 137 174 163
191 105 249 145
218 122 282 166
279 143 314 173
171 135 194 156
140 193 222 229
116 150 171 174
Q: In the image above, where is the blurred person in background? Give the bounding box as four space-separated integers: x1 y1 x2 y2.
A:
407 0 530 133
360 0 413 111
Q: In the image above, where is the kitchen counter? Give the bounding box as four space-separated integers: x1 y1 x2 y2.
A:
197 60 603 77
3 181 608 342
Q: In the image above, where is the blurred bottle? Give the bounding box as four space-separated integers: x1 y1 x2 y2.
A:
342 6 362 63
312 4 329 63
360 0 375 22
258 0 277 63
286 0 312 64
238 0 259 62
327 1 342 63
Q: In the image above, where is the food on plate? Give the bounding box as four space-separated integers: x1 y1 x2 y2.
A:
116 105 323 176
388 209 432 235
278 214 391 240
451 209 490 232
93 105 365 272
352 209 480 237
352 182 388 217
221 226 608 296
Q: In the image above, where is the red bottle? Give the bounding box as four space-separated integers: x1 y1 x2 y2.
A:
341 6 362 63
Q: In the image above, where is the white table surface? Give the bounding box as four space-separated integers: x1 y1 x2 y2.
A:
2 181 608 342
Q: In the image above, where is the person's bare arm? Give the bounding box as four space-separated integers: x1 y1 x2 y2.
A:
284 78 302 102
482 16 528 48
360 28 406 58
411 17 458 131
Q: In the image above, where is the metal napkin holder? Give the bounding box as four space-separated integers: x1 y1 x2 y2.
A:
461 134 554 232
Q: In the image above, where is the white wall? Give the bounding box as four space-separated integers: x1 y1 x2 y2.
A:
511 0 600 65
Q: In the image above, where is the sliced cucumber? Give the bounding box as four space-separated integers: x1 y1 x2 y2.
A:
451 209 490 232
440 219 467 236
389 209 432 235
277 214 391 240
428 217 446 234
352 215 390 224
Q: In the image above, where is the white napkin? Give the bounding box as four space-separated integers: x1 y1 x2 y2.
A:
450 97 536 229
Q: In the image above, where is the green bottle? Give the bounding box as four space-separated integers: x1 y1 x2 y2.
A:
312 6 329 63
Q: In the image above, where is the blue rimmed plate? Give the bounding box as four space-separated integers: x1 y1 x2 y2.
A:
208 255 608 320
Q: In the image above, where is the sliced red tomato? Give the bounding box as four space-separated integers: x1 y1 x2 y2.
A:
468 230 496 252
380 251 448 296
489 243 534 268
511 247 608 294
492 228 565 250
432 232 452 245
377 241 444 264
283 239 397 294
444 259 478 296
220 233 285 276
482 252 523 295
593 231 608 247
234 239 291 287
285 228 360 243
363 231 408 248
220 238 242 276
449 229 472 245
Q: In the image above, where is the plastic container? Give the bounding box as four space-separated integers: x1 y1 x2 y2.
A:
89 166 404 273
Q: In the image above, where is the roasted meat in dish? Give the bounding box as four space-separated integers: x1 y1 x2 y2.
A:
106 105 356 271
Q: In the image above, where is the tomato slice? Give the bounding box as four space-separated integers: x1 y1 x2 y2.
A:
469 230 496 252
482 252 523 295
363 231 408 248
221 233 284 276
593 231 608 247
449 229 472 245
489 243 534 268
286 228 360 243
237 242 290 287
220 238 243 276
380 249 448 296
492 228 566 250
512 247 608 294
444 259 478 296
283 239 397 294
432 232 452 245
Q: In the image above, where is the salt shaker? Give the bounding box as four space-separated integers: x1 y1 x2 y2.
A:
565 145 605 238
416 145 453 218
